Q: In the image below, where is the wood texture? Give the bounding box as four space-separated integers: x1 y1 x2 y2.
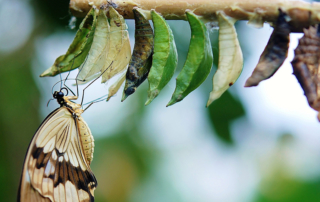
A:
70 0 320 32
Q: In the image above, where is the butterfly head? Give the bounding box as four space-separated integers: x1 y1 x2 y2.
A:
53 91 64 98
53 90 66 106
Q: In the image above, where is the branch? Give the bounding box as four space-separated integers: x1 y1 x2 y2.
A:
70 0 320 32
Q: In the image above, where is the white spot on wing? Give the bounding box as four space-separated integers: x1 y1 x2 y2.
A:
65 180 79 202
32 167 44 192
59 156 64 162
43 137 56 153
49 160 55 175
64 152 69 162
54 182 59 201
44 159 53 177
42 177 54 201
52 150 57 160
78 189 90 202
28 157 37 182
59 183 66 202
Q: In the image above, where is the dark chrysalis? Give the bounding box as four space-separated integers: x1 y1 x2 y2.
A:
245 9 291 87
122 8 154 101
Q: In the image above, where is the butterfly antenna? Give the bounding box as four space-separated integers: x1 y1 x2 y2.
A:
52 78 82 93
62 58 76 96
47 98 55 107
59 69 63 90
51 81 56 95
60 87 69 96
81 61 114 106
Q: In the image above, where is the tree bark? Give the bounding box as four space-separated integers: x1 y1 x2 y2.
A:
70 0 320 32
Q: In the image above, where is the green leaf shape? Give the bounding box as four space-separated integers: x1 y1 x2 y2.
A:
40 8 97 77
145 10 178 106
167 11 213 107
207 11 243 107
77 9 110 83
122 8 154 101
207 91 245 144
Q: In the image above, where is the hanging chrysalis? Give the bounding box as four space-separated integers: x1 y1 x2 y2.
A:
245 9 290 87
122 8 154 101
292 25 320 120
40 8 98 77
101 7 131 84
145 10 178 106
167 11 213 107
77 8 110 83
207 11 243 107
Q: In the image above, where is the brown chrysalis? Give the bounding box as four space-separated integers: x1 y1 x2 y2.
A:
245 9 291 87
292 25 320 118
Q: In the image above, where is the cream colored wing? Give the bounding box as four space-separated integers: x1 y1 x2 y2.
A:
18 107 97 202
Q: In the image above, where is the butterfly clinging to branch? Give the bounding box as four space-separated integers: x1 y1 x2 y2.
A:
18 87 97 202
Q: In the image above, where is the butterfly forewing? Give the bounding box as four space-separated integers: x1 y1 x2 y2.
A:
18 107 97 202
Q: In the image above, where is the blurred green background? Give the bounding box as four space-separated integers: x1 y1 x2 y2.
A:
1 0 320 202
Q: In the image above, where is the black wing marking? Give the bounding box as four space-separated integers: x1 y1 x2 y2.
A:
18 107 97 202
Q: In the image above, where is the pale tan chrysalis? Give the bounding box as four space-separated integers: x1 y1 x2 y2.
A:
207 11 243 107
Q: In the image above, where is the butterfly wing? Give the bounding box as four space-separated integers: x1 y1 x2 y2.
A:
18 107 97 202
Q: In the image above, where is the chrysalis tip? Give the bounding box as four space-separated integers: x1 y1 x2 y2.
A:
145 99 152 106
121 93 128 102
40 66 56 77
206 100 212 108
244 78 259 87
207 91 222 106
166 99 175 107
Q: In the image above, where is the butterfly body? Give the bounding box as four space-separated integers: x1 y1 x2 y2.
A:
78 116 94 165
18 91 97 202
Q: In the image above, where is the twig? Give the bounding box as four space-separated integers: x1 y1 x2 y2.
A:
70 0 320 32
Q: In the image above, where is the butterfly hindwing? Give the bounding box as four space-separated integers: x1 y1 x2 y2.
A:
18 107 97 202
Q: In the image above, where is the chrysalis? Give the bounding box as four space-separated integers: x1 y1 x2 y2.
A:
101 7 131 84
207 11 243 107
40 8 98 77
146 10 178 106
77 8 110 83
292 25 320 119
245 9 290 87
122 8 154 101
167 11 213 107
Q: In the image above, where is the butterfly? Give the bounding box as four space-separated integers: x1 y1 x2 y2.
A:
18 88 97 202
